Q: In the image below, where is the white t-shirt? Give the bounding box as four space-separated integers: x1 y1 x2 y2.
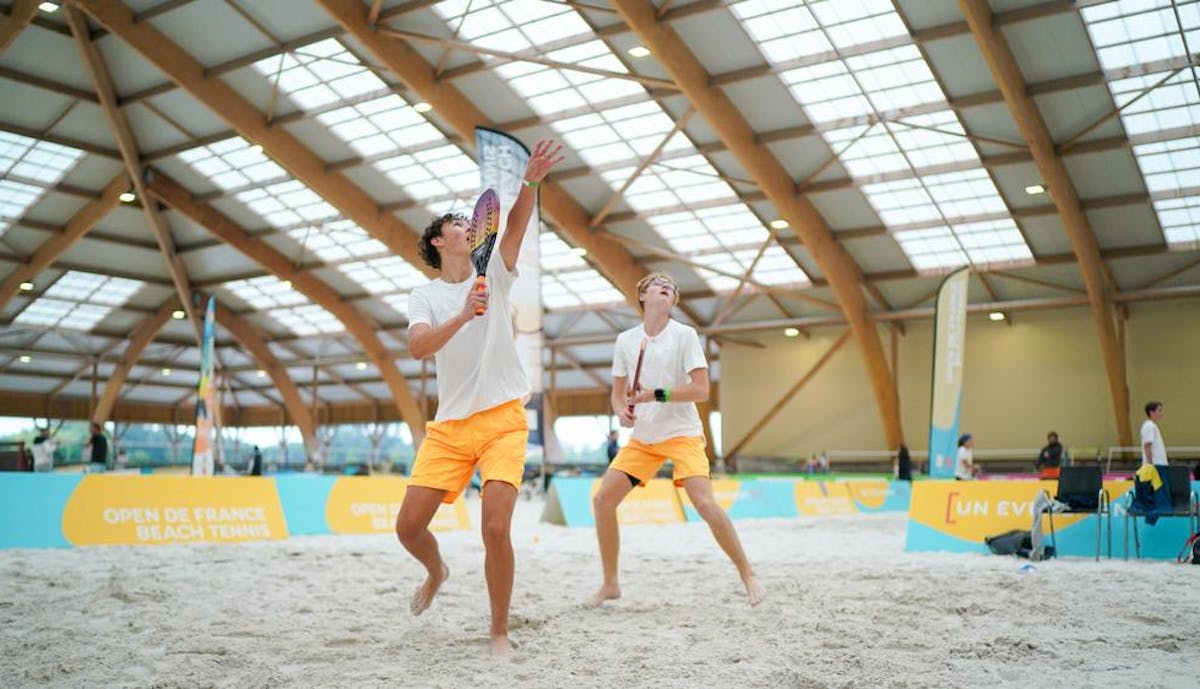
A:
31 438 55 471
955 446 974 480
1140 419 1168 465
408 250 528 422
612 319 707 444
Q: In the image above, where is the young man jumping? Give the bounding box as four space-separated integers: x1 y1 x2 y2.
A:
398 139 562 658
586 272 766 609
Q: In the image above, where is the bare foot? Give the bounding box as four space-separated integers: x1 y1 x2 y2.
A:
743 574 766 607
583 583 621 609
410 561 449 616
490 635 514 659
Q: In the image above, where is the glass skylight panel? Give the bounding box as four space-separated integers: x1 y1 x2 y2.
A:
251 38 388 111
1154 196 1200 248
234 179 338 230
539 232 625 308
315 96 444 158
599 151 737 213
288 219 387 263
225 276 344 337
1083 4 1200 249
0 132 86 233
176 136 286 191
1080 0 1198 71
225 276 307 309
891 227 967 272
373 144 479 203
732 0 1033 272
434 0 592 52
1133 138 1200 193
13 271 142 330
1108 70 1200 136
341 255 425 299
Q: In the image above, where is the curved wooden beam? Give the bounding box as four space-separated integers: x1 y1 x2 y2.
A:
74 0 435 279
91 298 178 424
0 174 126 312
146 173 427 443
610 0 901 447
316 0 705 324
66 5 202 341
214 306 316 454
957 0 1131 446
0 0 37 56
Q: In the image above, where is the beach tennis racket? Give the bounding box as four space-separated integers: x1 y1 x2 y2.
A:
468 188 500 316
625 339 647 416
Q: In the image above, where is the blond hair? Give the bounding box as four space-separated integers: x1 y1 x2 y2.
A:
635 272 679 313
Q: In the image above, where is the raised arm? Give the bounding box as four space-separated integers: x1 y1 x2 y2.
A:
499 139 564 271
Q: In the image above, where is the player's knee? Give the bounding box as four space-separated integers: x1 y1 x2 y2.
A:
481 515 509 546
593 488 620 513
395 513 422 545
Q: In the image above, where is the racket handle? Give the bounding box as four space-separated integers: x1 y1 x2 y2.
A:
474 274 487 316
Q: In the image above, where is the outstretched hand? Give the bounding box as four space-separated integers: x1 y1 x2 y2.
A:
523 139 565 183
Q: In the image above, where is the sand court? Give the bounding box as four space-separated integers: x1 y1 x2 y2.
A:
2 497 1197 689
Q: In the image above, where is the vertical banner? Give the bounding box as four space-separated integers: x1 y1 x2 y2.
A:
191 296 217 476
927 268 969 479
477 127 543 463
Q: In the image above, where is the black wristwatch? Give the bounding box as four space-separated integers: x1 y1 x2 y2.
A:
654 388 666 403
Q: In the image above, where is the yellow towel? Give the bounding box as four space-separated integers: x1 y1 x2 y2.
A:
1135 463 1162 490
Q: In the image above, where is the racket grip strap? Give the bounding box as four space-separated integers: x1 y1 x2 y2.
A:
473 275 487 315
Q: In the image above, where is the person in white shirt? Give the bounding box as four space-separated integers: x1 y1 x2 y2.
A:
585 272 766 609
31 427 56 472
1140 401 1167 466
955 433 979 480
397 139 563 658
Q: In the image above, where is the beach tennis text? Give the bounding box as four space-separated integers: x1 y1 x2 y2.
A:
102 506 272 542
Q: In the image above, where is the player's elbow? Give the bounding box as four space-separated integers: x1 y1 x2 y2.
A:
409 339 432 360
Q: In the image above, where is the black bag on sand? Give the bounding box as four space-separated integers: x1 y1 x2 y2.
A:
986 529 1033 558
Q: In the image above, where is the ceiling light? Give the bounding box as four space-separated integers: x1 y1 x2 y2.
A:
282 280 292 289
783 327 800 337
355 362 367 370
119 191 136 203
249 144 263 154
256 369 267 378
988 311 1006 322
161 368 172 375
769 219 789 230
19 281 35 291
18 355 32 363
171 309 186 320
413 102 433 113
38 2 59 12
627 46 651 58
569 247 587 257
1024 184 1045 195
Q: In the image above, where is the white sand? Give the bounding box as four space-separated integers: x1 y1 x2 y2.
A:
2 498 1198 689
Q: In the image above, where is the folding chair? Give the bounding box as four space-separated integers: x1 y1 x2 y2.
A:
1043 465 1111 560
1125 465 1200 560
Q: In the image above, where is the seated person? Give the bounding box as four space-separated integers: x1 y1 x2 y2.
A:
955 434 980 480
1036 431 1064 480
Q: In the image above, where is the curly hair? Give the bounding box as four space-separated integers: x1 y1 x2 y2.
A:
418 212 467 270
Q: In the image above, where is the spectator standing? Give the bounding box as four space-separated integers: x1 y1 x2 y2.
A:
84 423 108 473
955 434 979 480
605 430 620 464
1140 401 1168 466
31 428 56 472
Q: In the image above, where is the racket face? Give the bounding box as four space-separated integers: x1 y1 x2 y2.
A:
468 188 500 252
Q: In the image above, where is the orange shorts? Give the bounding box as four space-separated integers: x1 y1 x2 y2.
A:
409 399 528 503
611 435 710 487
